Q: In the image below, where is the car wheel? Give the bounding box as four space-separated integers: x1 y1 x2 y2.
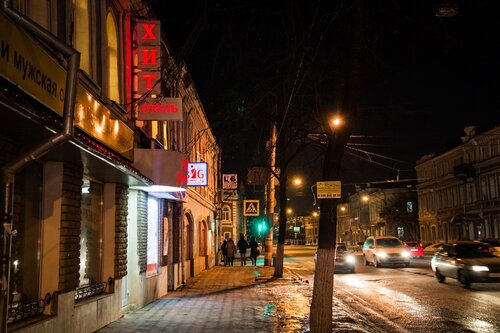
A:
435 269 445 283
458 270 471 288
373 256 380 268
363 255 369 266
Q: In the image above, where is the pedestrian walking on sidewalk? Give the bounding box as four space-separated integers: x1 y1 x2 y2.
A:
226 238 236 266
249 236 259 266
221 239 228 265
237 233 249 266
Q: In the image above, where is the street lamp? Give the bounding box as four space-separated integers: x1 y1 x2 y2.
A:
361 195 369 202
293 178 303 186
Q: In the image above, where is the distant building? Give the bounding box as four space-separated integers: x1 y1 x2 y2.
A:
416 126 500 244
337 181 418 247
220 189 241 241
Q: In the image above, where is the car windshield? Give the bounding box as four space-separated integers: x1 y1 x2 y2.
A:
336 245 347 253
376 238 403 248
457 244 497 258
405 242 419 247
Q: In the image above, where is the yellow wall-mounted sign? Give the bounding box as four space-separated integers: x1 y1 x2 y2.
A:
0 12 133 159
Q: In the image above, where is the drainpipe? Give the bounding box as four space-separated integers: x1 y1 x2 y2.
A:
1 2 80 332
180 203 186 286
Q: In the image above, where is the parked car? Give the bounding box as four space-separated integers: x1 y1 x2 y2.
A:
423 242 444 256
362 236 411 268
314 243 356 273
431 241 500 288
404 241 425 258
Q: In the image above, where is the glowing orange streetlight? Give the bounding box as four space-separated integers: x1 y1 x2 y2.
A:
292 177 303 186
287 208 293 214
331 117 342 127
362 195 369 202
312 212 319 217
340 206 346 212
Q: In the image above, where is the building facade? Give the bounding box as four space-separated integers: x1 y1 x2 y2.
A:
336 182 418 248
416 126 500 245
0 1 220 332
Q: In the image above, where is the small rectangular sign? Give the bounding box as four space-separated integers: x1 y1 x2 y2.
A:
222 174 238 189
187 162 208 186
137 97 183 121
317 181 341 199
243 200 259 216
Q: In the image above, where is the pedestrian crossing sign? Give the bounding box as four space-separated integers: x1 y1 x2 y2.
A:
243 200 260 216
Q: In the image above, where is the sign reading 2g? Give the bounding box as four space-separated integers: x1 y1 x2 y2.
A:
187 162 208 186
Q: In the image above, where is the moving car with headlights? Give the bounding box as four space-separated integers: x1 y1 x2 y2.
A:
431 241 500 288
363 236 411 267
404 241 425 258
314 243 356 273
334 243 356 273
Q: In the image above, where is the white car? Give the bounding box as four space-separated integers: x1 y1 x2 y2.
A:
362 236 411 268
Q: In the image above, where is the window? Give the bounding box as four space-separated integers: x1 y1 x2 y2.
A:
406 201 413 213
222 206 230 221
11 163 43 302
146 197 160 276
106 11 120 103
199 221 207 256
397 227 404 239
481 178 488 200
80 179 103 285
74 0 91 74
489 175 497 198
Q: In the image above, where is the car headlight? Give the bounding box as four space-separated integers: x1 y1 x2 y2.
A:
402 251 411 258
346 255 355 264
378 252 387 258
472 265 489 272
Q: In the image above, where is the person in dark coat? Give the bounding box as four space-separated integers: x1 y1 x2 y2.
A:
221 239 228 265
226 239 236 266
237 233 249 266
249 236 259 266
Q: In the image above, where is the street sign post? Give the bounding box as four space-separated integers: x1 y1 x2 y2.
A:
316 181 341 199
243 200 260 216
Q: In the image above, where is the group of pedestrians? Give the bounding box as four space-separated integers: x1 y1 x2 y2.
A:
220 233 260 266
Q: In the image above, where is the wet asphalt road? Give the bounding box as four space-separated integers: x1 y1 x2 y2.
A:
282 245 500 333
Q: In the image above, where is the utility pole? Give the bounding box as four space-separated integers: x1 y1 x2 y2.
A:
264 123 277 266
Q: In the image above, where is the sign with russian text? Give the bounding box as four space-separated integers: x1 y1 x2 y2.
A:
243 200 260 216
137 97 182 121
222 174 238 189
0 12 133 160
317 181 341 199
187 162 208 186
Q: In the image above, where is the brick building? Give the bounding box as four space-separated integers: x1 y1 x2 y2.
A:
0 1 220 332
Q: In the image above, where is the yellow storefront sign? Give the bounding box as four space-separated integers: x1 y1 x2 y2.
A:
0 12 133 159
316 181 341 199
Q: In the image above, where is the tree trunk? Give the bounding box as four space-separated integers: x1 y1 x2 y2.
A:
309 1 363 332
274 156 288 278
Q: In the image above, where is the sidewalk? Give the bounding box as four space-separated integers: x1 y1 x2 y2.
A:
96 265 281 333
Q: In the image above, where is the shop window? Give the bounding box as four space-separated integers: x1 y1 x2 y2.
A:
74 0 91 75
146 197 160 276
80 179 103 286
106 11 120 103
11 163 43 304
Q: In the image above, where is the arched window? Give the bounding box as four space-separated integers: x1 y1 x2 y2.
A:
222 206 230 221
106 12 120 103
74 0 91 74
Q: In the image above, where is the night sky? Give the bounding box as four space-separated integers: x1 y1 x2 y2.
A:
152 0 499 213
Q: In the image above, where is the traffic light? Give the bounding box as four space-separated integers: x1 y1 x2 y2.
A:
256 219 268 234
